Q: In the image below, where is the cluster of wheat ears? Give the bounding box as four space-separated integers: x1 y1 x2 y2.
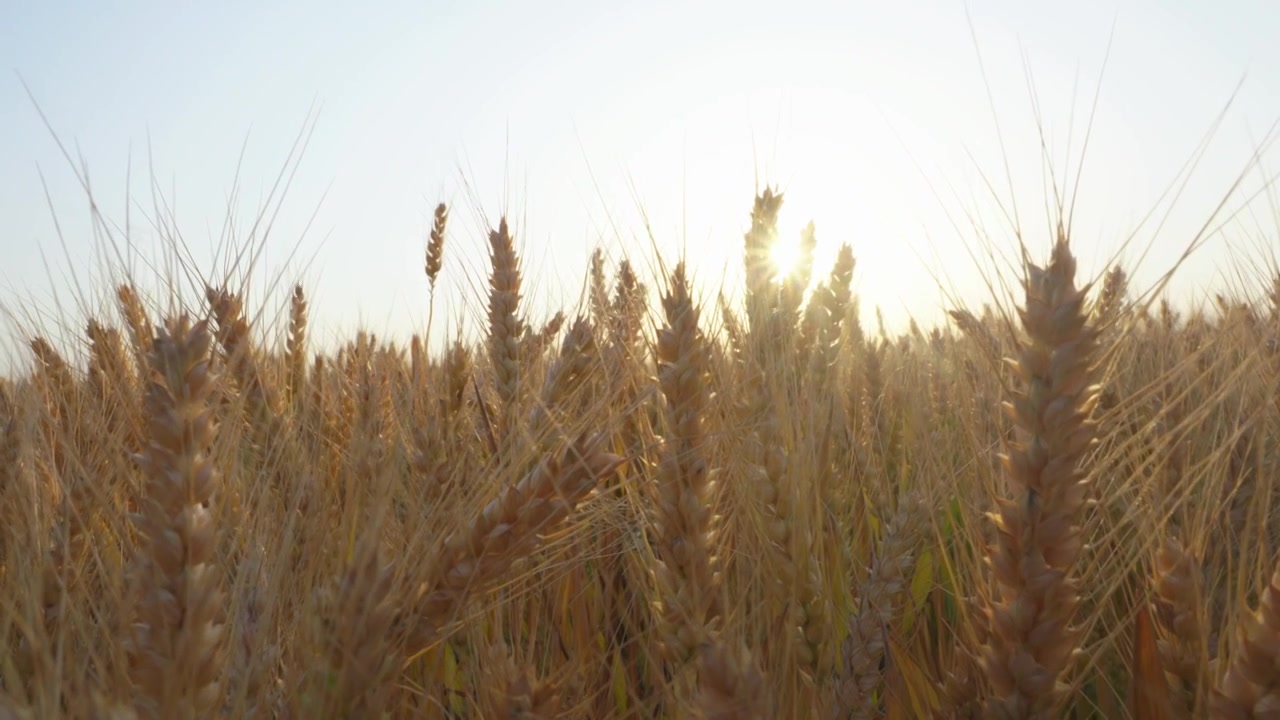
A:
3 185 1280 719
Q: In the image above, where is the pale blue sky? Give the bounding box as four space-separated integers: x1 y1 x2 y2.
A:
4 0 1280 366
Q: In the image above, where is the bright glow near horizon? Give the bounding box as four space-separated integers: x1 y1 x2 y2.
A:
3 0 1280 370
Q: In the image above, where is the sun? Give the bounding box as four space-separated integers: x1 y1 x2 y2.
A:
769 236 803 281
767 218 816 284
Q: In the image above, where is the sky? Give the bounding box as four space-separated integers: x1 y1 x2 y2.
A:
3 0 1280 368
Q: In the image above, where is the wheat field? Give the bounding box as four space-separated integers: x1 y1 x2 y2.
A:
2 181 1279 719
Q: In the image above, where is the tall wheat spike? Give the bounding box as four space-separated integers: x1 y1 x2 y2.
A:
650 261 721 663
979 228 1101 719
127 316 226 720
487 216 524 440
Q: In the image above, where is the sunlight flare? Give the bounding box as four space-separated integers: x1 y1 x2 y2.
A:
769 233 803 281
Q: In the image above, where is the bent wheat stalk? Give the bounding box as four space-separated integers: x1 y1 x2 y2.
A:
402 433 623 654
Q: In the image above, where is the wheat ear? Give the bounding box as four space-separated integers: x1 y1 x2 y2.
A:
1211 560 1280 716
286 284 308 409
651 261 720 662
833 496 922 719
127 316 226 720
979 230 1101 718
1153 535 1209 716
487 216 524 431
424 201 448 350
